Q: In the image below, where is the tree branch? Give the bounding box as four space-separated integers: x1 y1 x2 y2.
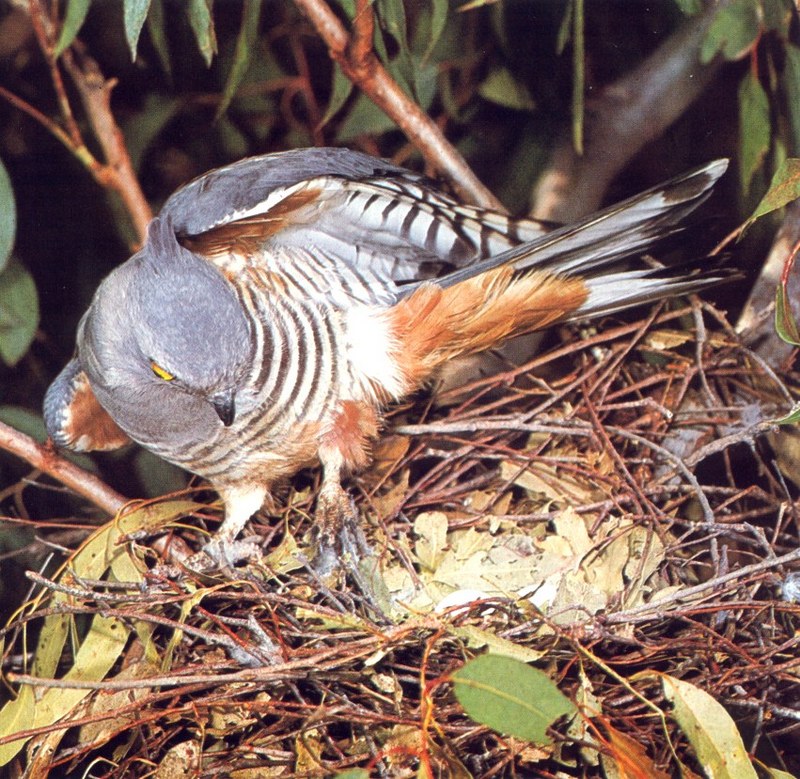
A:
61 47 152 245
0 421 127 516
293 0 504 210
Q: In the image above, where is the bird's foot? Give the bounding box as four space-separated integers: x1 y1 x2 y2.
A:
155 535 262 578
310 483 393 618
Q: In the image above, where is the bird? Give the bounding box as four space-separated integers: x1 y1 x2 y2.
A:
43 147 731 587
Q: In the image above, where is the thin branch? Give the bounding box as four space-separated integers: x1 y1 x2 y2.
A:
61 47 152 244
604 546 800 625
0 421 127 516
293 0 504 210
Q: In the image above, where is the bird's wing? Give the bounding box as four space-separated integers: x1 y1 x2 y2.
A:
161 147 550 303
43 357 132 452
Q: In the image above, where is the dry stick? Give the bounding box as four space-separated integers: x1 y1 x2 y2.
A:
61 47 152 244
532 3 726 222
0 421 127 516
293 0 504 210
604 546 800 625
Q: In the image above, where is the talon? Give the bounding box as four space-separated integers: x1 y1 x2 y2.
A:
309 481 393 618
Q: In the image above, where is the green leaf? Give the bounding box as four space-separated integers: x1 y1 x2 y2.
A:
785 45 800 155
479 67 535 111
700 0 761 63
556 0 573 54
662 675 758 779
571 0 584 154
334 771 370 779
146 0 171 77
337 92 397 141
761 0 793 33
321 64 355 128
215 0 262 121
746 158 800 225
0 157 15 273
776 280 800 347
376 0 413 80
774 403 800 425
738 70 770 194
54 0 91 57
420 0 449 64
122 94 182 172
759 765 800 779
0 259 38 367
452 655 575 745
187 0 217 67
123 0 153 61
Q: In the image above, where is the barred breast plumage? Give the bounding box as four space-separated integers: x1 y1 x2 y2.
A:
43 147 732 588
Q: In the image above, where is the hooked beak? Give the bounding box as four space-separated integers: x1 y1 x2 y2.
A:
209 388 236 427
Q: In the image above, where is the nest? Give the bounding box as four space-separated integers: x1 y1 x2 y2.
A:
2 300 799 777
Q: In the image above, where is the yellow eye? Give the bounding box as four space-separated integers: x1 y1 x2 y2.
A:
150 361 175 382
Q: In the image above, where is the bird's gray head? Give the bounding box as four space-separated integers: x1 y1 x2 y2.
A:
77 216 254 448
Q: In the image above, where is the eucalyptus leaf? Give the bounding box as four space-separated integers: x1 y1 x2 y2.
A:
54 0 91 56
337 92 398 141
662 675 758 779
556 0 574 54
123 0 153 61
700 0 761 63
761 0 793 33
122 94 182 172
452 655 575 745
376 0 414 87
785 45 800 155
479 67 536 111
146 0 171 77
738 70 770 194
187 0 217 67
321 64 355 128
0 259 38 367
420 0 449 64
746 158 800 225
775 280 800 347
215 0 262 120
672 0 703 13
0 157 15 273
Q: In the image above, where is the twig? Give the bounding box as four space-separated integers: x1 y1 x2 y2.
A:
292 0 503 209
61 47 152 244
604 546 800 624
0 421 127 516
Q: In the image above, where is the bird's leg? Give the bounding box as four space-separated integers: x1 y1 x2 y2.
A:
311 458 390 613
180 484 267 572
312 458 372 579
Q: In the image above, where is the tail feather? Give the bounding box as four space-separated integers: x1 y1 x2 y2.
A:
568 261 731 321
401 159 730 295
